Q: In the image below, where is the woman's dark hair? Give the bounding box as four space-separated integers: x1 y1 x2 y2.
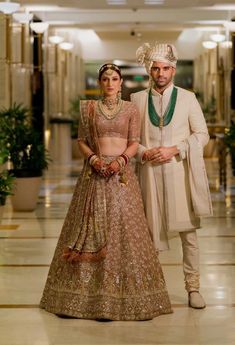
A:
98 63 122 80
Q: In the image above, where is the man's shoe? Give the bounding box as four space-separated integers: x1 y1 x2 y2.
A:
188 291 206 309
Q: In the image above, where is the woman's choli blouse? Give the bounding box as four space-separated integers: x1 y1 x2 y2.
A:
78 100 140 143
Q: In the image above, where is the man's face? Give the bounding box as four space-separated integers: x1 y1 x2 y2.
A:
150 61 176 89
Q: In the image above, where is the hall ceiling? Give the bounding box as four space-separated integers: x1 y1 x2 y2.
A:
20 1 235 39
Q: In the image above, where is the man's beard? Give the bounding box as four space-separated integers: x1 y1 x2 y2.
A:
154 78 171 89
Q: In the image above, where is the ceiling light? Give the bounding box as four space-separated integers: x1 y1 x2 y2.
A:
13 12 33 23
59 42 74 51
30 22 49 34
210 34 225 42
0 1 20 14
145 0 165 4
202 41 217 49
106 0 126 5
49 35 64 44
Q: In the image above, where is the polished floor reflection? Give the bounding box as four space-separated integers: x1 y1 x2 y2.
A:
0 157 234 345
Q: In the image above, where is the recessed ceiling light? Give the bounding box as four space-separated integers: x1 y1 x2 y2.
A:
107 0 127 5
144 0 165 5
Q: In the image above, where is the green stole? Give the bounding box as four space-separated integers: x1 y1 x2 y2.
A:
148 86 178 128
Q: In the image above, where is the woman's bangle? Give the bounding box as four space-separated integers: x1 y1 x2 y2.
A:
87 153 95 162
116 156 126 168
120 153 129 165
89 155 99 166
91 157 100 167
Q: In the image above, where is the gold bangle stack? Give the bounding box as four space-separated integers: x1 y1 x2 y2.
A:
89 154 99 166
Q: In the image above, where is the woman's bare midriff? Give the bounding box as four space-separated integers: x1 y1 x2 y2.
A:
98 137 127 156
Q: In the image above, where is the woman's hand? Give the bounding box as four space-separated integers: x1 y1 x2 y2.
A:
92 159 108 176
106 160 121 177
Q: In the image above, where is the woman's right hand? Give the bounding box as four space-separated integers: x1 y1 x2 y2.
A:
92 159 110 177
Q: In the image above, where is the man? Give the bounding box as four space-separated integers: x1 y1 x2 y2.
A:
131 42 213 309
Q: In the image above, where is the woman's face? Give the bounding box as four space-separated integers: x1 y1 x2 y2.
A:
99 69 123 98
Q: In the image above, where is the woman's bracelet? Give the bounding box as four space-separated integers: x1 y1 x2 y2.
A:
89 154 99 166
116 156 126 168
87 153 95 162
120 153 129 165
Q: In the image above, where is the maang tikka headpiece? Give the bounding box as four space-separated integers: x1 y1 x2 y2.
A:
98 63 122 80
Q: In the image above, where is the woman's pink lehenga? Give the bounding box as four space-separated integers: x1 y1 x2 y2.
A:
40 100 172 320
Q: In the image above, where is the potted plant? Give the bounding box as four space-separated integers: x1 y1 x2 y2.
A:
0 103 51 211
224 121 235 176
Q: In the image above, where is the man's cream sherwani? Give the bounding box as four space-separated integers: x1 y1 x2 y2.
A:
131 85 212 251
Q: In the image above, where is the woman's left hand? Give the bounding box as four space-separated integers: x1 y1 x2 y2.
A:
106 160 121 177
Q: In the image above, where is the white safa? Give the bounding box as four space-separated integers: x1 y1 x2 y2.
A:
136 41 178 74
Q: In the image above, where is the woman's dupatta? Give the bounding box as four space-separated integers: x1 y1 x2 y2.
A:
62 100 108 262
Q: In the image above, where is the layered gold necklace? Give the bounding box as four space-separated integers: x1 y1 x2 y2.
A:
98 96 123 120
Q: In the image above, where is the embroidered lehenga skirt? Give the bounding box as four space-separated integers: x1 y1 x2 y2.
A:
40 160 172 320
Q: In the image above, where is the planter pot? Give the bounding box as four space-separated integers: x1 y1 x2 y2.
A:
11 176 42 211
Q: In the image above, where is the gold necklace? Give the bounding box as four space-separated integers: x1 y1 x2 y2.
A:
101 96 118 110
98 99 123 120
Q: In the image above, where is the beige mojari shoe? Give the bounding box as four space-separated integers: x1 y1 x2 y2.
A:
188 291 206 309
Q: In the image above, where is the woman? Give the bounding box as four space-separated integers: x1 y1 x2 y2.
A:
40 63 172 321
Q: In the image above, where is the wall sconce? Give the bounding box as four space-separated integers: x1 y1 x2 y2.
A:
202 41 217 49
210 34 226 43
30 22 49 34
59 42 74 51
49 35 64 45
13 12 33 65
13 12 33 24
48 35 64 74
0 1 20 14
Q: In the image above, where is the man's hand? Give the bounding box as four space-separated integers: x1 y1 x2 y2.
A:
143 146 179 164
142 147 159 161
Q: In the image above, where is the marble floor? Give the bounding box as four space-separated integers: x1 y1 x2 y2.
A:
0 158 234 345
